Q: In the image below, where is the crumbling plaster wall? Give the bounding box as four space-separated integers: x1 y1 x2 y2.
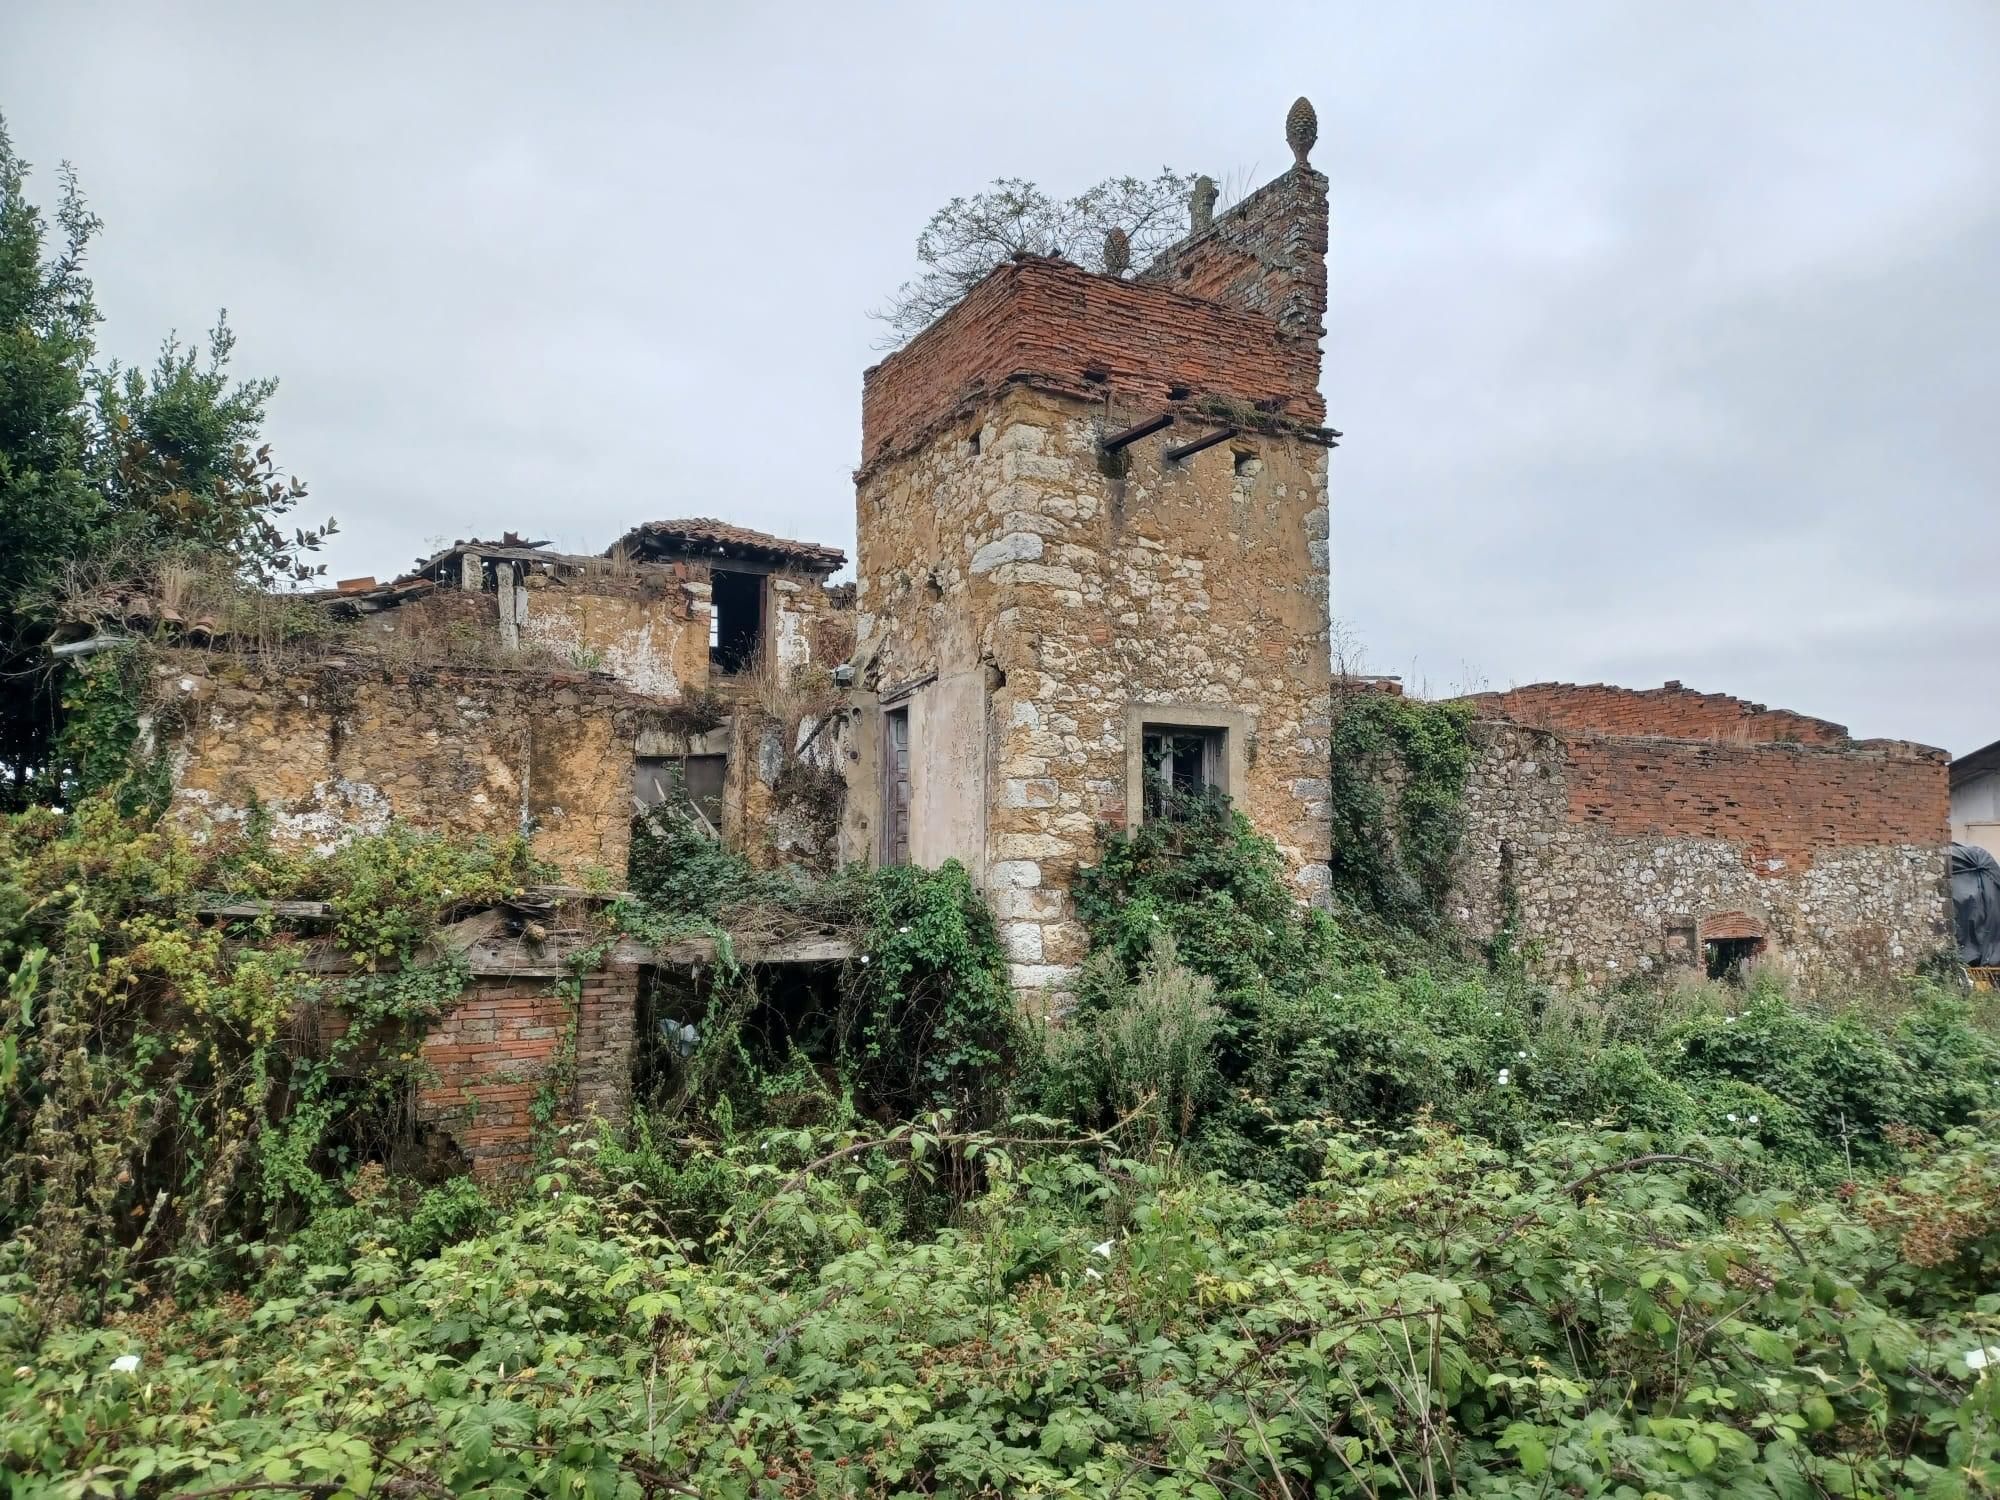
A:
160 654 647 878
1451 720 1951 991
513 567 708 698
855 384 1333 997
361 563 710 701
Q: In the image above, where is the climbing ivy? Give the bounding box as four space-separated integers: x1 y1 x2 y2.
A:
1328 691 1476 925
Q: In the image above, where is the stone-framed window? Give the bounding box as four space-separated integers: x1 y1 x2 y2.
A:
1124 704 1249 824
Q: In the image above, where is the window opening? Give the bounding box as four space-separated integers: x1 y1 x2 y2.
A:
1142 724 1226 821
633 754 726 834
709 570 763 675
1704 936 1763 983
883 707 912 864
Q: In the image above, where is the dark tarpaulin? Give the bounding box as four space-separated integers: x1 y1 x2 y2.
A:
1951 842 2000 966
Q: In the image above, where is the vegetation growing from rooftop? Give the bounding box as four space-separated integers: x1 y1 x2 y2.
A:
874 169 1200 345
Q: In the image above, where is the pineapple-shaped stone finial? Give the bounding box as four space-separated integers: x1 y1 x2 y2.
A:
1190 175 1218 233
1286 95 1318 168
1103 226 1131 278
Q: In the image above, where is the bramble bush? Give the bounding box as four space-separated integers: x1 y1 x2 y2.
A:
8 783 2000 1495
6 1116 2000 1497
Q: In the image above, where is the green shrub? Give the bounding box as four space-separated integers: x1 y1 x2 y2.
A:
1030 934 1221 1143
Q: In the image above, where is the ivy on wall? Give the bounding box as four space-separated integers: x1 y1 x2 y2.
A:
1328 690 1477 925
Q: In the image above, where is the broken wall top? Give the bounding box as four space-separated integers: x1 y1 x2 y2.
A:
859 166 1329 477
1461 681 1947 764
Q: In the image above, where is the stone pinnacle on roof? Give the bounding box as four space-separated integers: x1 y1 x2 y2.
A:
1102 226 1130 278
1286 96 1318 168
1190 175 1218 233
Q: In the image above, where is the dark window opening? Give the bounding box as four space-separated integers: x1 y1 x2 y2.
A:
1705 936 1763 983
1143 725 1225 821
1233 449 1259 477
967 429 981 456
710 570 763 675
634 753 726 834
883 706 911 865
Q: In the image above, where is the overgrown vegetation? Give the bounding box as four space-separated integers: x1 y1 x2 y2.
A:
10 772 1999 1495
1328 688 1478 925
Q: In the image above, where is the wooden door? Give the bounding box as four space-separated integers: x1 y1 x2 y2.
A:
884 707 911 864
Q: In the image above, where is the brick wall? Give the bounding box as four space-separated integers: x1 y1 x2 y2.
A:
414 965 639 1178
1565 734 1948 870
860 255 1324 473
1136 166 1330 341
1463 681 1854 747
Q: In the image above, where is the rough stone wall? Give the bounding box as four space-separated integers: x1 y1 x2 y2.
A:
159 655 648 878
859 256 1325 473
854 384 1333 997
1451 720 1951 991
1461 682 1854 748
1136 166 1330 341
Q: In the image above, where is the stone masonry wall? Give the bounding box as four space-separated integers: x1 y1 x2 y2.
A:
160 654 650 878
855 384 1333 997
1451 720 1950 992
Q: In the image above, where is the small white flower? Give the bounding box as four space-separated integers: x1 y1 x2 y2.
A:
1263 927 1273 936
107 1354 140 1375
1748 1114 1760 1125
1091 1239 1114 1259
1496 1069 1510 1086
1084 1268 1103 1281
1516 1051 1527 1060
1726 1113 1738 1123
1149 914 1160 924
1966 1346 2000 1371
1725 1015 1737 1024
860 955 870 965
897 925 910 935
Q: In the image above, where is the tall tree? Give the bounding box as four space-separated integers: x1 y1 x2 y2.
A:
0 113 331 807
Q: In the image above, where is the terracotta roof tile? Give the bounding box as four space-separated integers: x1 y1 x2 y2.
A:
613 518 845 572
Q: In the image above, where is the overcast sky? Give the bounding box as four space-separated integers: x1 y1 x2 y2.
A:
5 2 1995 754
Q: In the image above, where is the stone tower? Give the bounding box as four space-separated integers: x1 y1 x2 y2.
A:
848 104 1336 1000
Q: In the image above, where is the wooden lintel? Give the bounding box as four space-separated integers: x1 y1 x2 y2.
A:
1100 411 1174 452
1163 426 1238 463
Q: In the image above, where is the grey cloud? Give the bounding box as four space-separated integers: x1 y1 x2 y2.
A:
4 0 1993 750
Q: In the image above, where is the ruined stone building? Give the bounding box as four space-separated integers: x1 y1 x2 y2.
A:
136 99 1953 1168
162 519 854 876
840 115 1337 997
1452 683 1948 987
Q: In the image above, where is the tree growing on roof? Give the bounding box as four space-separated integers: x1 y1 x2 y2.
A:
871 169 1200 347
0 113 334 809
